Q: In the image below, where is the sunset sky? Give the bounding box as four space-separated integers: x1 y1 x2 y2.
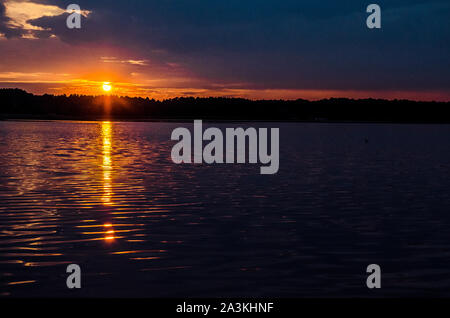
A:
0 0 449 100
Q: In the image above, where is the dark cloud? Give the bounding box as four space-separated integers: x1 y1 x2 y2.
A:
8 0 450 91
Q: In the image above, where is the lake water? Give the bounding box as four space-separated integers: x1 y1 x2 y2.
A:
1 120 450 297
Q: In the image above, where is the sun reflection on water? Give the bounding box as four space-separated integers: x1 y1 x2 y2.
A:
103 223 116 241
101 121 112 206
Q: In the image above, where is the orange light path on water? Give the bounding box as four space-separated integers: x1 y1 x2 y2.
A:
101 121 112 206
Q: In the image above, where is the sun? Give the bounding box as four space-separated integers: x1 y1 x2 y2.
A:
102 82 112 92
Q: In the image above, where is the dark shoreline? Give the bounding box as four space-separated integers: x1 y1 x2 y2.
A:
2 88 450 124
2 116 450 125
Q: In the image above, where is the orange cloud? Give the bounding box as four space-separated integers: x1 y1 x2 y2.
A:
3 0 91 38
3 0 65 31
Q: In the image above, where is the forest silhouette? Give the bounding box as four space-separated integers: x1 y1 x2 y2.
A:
1 88 449 123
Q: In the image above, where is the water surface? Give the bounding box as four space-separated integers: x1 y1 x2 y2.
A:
1 121 450 297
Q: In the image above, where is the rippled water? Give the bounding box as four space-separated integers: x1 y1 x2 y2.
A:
1 120 450 297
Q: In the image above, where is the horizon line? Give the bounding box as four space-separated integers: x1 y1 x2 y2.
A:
1 88 449 104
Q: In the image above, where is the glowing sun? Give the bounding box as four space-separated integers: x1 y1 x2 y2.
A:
102 82 112 92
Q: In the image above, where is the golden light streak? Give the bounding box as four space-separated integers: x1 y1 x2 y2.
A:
103 223 116 241
101 121 112 206
7 280 36 285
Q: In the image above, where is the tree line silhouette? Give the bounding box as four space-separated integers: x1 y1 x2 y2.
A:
1 88 449 122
